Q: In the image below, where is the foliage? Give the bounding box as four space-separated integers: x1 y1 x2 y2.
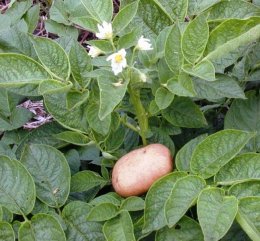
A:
0 0 259 240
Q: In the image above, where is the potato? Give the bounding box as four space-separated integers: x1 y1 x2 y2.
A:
112 143 173 197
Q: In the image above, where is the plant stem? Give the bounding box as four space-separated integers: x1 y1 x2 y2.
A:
57 207 62 216
128 84 148 146
22 213 29 222
109 39 116 51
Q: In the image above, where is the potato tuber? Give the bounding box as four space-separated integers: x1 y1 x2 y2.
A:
112 144 173 197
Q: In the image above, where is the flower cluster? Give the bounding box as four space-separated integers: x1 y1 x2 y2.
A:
87 21 153 76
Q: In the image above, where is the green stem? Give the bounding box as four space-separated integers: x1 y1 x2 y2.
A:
130 47 137 66
109 38 116 51
128 84 148 146
56 207 62 216
22 213 29 222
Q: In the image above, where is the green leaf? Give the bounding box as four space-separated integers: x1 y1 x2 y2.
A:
155 216 203 241
0 0 31 29
176 134 208 172
206 18 260 55
103 211 136 241
162 97 207 128
197 187 238 241
156 26 171 58
143 172 188 233
71 170 108 193
208 0 260 21
69 17 99 33
87 40 114 53
215 153 260 185
133 216 148 241
228 181 260 199
120 196 145 211
80 0 113 22
45 19 79 39
1 207 13 223
15 122 66 158
20 144 71 208
225 91 260 152
0 107 33 132
190 130 255 179
0 142 16 160
159 0 188 21
0 89 12 117
236 197 260 241
38 79 72 95
49 0 70 25
165 24 183 74
77 143 100 163
31 199 51 215
69 40 92 87
54 131 90 146
0 222 15 241
165 175 206 227
126 0 172 39
203 19 260 72
18 213 66 241
90 192 123 206
221 221 251 241
188 0 219 15
62 201 104 241
149 100 160 116
87 203 119 221
31 36 70 81
155 87 174 110
0 53 50 87
98 76 129 120
0 156 35 215
149 126 176 155
43 92 89 133
166 72 196 97
24 4 40 33
104 124 126 152
118 27 141 49
65 149 81 175
66 90 89 110
0 27 37 59
182 13 209 64
55 36 75 53
12 220 21 240
86 101 111 136
193 74 245 100
254 0 260 7
182 60 215 81
205 17 260 72
113 1 139 34
1 1 31 27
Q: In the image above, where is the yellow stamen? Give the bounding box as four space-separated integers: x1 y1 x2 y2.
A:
115 54 123 63
105 33 112 39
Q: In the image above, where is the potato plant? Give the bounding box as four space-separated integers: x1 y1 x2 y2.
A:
0 0 259 240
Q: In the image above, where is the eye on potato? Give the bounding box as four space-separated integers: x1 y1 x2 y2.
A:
112 143 173 197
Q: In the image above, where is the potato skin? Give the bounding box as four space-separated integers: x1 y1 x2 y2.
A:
112 144 173 197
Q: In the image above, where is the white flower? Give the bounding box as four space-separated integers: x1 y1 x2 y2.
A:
96 21 113 40
88 45 103 58
106 49 127 75
136 36 153 51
